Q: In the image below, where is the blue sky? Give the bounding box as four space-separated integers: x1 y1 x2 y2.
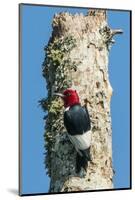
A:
20 4 130 195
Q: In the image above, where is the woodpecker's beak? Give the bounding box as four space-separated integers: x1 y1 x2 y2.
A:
53 92 65 98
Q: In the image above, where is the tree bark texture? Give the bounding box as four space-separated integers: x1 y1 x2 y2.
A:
41 9 122 193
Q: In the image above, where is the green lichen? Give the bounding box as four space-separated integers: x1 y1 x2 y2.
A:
49 98 63 116
41 35 77 176
42 36 77 78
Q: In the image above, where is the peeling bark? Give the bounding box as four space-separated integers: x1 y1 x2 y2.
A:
41 9 122 193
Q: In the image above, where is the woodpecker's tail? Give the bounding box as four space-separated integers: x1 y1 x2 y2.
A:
76 147 91 173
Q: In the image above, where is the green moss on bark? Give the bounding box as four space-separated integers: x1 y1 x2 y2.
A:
40 35 77 175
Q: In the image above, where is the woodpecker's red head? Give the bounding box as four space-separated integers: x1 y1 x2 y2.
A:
54 88 80 108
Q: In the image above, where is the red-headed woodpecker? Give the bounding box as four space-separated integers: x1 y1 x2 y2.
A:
54 88 91 173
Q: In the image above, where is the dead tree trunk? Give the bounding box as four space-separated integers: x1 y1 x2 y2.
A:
41 9 122 193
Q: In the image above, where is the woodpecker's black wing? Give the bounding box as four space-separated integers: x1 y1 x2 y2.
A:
82 105 91 130
64 104 91 136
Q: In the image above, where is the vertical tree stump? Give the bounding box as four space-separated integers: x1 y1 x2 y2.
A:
41 9 122 193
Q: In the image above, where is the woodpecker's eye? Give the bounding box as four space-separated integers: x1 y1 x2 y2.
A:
66 93 71 97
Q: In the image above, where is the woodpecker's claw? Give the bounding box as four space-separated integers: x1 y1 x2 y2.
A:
84 98 91 106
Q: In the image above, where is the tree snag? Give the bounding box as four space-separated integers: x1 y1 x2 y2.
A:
41 9 122 193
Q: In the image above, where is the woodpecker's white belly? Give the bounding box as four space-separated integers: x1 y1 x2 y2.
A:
68 131 91 150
